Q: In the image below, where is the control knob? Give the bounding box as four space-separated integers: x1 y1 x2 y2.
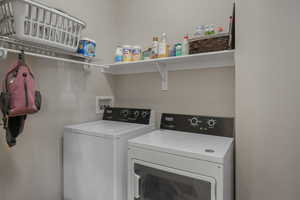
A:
121 110 129 118
141 111 149 118
134 111 140 118
189 117 199 127
207 119 217 128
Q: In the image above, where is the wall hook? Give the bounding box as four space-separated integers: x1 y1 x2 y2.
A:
0 47 8 60
18 49 26 64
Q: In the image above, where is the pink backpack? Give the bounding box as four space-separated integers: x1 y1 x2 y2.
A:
0 53 41 147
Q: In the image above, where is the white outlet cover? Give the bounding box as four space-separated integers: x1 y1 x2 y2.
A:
96 96 114 114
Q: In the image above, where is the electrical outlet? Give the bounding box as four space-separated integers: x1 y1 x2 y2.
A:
96 96 114 114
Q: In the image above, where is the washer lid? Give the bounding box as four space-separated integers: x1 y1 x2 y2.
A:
64 120 151 139
129 130 234 164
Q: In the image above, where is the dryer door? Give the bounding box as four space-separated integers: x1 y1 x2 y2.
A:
131 160 216 200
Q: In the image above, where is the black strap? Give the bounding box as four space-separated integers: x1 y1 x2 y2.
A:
2 114 7 130
18 50 25 65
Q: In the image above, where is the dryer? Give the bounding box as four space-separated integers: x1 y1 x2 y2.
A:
63 107 155 200
128 113 234 200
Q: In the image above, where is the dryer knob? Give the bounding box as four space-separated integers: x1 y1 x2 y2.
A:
141 111 149 118
189 117 199 127
207 119 217 127
121 110 129 117
134 111 140 118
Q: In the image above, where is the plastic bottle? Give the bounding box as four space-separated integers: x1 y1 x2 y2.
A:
158 33 168 58
210 24 215 35
114 45 123 62
166 44 170 57
169 45 175 57
175 43 182 56
182 34 189 55
122 45 132 62
205 25 210 35
151 37 159 59
142 48 152 60
132 46 142 61
216 26 224 34
194 25 205 37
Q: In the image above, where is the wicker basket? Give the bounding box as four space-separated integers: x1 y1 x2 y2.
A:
189 33 231 54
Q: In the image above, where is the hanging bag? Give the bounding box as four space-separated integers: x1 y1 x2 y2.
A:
0 51 41 147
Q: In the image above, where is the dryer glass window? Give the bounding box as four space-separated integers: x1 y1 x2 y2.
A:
134 163 212 200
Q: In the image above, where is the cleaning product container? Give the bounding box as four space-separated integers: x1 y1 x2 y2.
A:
0 0 86 52
122 45 132 62
132 45 141 61
77 38 96 57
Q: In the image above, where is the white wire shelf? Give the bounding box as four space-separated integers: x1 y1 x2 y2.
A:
103 50 235 90
0 36 106 69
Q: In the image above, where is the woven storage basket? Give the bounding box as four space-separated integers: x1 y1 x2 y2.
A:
189 33 231 54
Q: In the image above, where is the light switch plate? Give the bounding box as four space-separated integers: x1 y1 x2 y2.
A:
96 96 114 114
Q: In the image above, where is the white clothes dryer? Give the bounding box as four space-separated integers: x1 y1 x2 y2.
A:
128 113 234 200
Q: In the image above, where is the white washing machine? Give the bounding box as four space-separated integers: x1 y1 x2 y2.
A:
63 107 155 200
128 113 234 200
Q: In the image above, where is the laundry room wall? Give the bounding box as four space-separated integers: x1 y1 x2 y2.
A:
0 1 118 200
235 0 300 200
114 0 235 124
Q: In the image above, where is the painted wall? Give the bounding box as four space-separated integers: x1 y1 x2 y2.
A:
235 0 300 199
114 0 235 124
118 0 233 46
114 67 235 125
0 0 117 200
0 0 236 200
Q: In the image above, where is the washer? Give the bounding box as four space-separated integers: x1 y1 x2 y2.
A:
63 107 155 200
128 113 234 200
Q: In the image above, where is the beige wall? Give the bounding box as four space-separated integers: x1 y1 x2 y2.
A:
114 0 235 124
118 0 233 46
0 0 234 200
235 0 300 200
114 67 235 126
0 0 117 200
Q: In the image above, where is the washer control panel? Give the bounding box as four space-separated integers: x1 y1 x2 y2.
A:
103 107 151 125
160 113 234 137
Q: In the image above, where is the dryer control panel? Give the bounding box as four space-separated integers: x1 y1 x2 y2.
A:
160 113 234 137
103 107 151 125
